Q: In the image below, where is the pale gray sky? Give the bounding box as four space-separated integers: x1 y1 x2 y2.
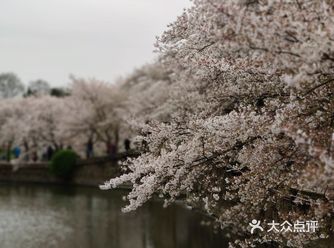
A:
0 0 191 86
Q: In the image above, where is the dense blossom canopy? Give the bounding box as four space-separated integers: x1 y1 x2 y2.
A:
101 0 334 246
0 0 333 246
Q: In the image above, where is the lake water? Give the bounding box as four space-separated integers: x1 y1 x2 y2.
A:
0 183 228 248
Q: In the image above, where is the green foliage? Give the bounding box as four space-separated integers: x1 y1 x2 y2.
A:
49 150 78 179
50 87 70 97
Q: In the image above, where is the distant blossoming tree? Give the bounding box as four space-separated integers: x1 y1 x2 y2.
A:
61 77 126 155
120 64 173 123
0 96 65 159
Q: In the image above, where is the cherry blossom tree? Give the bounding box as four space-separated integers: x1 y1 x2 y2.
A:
0 96 65 161
101 0 334 246
0 98 27 160
61 76 126 156
120 63 173 122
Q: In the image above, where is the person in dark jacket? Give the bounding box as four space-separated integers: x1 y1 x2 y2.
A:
124 139 131 152
86 138 94 159
47 146 54 161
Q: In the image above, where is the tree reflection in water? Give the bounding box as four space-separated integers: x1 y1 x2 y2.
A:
0 184 228 248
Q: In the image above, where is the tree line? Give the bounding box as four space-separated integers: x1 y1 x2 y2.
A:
0 72 68 98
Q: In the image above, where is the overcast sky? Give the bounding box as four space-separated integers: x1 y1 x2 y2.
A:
0 0 191 87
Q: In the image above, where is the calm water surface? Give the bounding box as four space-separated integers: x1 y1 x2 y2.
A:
0 184 228 248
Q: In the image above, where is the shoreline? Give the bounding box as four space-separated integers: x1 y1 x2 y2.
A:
0 159 132 189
